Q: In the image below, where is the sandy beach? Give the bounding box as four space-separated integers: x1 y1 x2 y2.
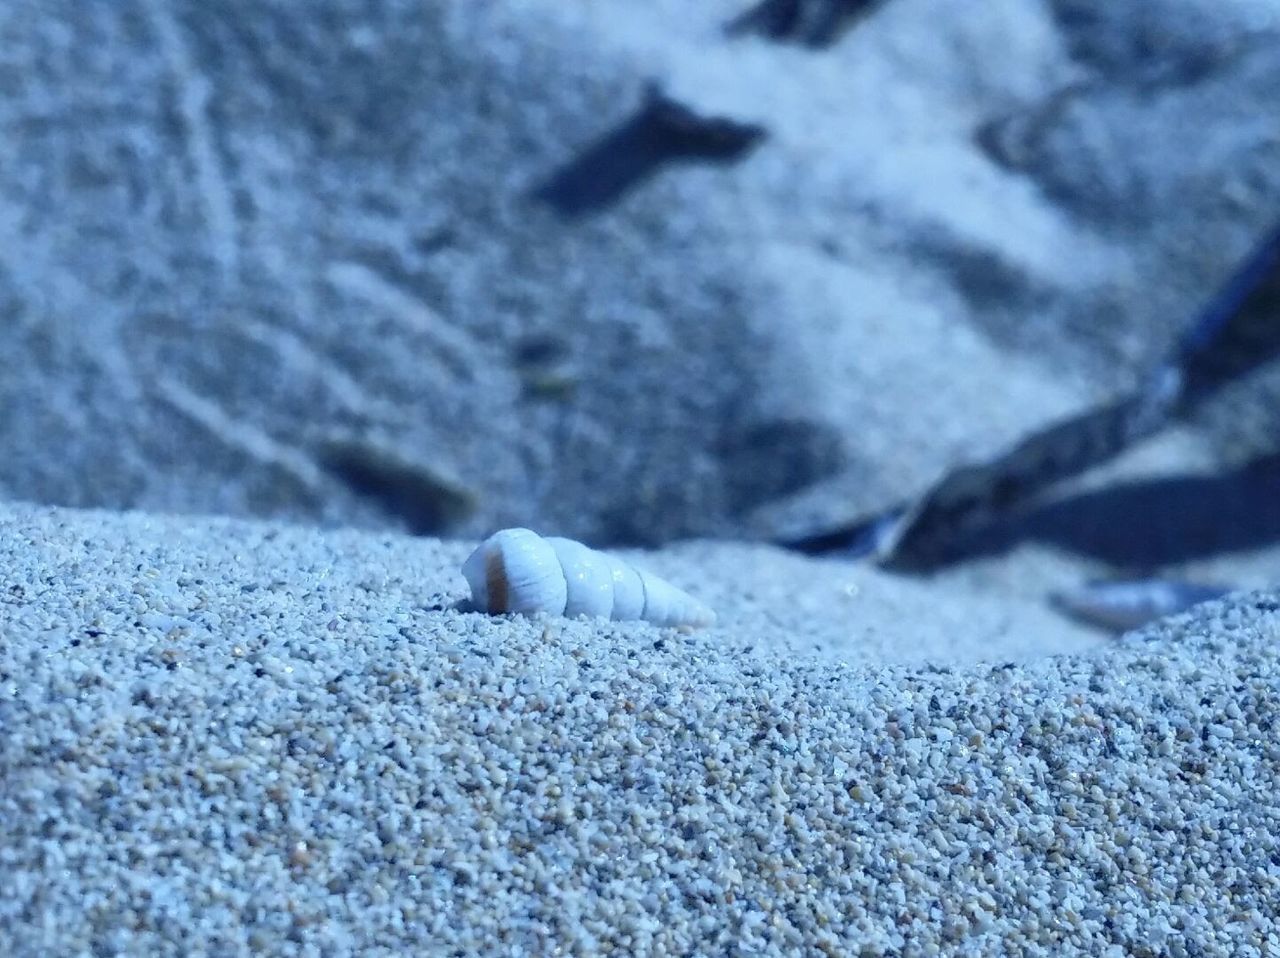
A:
2 503 1277 954
2 0 1279 953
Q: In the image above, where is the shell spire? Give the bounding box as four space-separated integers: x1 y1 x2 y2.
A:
461 528 716 628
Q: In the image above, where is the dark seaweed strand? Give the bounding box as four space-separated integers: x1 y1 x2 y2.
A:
879 219 1280 569
1177 220 1280 363
781 373 1181 562
778 375 1178 562
725 0 882 47
1177 221 1280 404
876 367 1182 570
784 216 1280 567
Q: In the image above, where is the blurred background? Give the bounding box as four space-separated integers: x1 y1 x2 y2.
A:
1 0 1277 586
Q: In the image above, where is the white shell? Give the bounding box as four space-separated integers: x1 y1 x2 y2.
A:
462 528 716 628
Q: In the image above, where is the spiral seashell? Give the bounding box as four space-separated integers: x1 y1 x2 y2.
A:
462 528 717 628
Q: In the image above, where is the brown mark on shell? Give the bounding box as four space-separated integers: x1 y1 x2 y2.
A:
486 549 509 613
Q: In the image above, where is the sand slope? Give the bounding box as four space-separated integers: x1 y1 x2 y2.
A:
2 503 1276 955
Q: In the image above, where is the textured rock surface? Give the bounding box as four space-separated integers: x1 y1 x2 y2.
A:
2 0 1277 546
2 502 1278 955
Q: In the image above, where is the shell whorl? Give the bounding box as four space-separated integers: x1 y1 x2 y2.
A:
462 528 716 628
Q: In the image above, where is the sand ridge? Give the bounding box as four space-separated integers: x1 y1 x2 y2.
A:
2 503 1276 955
